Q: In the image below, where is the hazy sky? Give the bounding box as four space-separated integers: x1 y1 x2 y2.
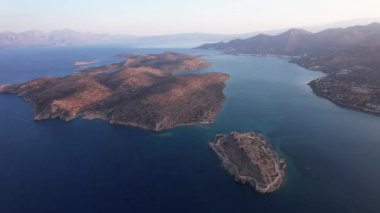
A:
1 0 380 35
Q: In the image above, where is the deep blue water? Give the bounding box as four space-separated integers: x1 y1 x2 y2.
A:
1 46 380 213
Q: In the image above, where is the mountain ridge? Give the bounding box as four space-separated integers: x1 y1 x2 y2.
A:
0 29 246 48
197 23 380 56
3 18 380 48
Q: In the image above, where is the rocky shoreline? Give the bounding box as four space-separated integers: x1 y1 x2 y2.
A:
210 132 286 193
293 53 380 116
308 79 380 116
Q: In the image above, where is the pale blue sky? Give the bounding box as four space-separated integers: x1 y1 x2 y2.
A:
1 0 380 35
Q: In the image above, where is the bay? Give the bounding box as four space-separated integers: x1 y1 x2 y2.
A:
0 46 379 212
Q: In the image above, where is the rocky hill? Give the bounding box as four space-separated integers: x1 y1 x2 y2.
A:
210 132 286 193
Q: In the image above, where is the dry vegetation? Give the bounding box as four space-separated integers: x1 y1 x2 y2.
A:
0 52 229 131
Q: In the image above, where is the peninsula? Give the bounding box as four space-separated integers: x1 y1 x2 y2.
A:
210 132 286 193
0 52 229 131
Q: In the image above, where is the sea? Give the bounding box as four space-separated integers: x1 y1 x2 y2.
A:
0 45 379 213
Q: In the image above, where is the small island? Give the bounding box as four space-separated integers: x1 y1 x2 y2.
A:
74 60 98 67
210 132 286 193
0 52 229 131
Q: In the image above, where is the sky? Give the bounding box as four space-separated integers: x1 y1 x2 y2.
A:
1 0 380 35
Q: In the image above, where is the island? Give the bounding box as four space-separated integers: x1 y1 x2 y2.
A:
210 132 286 193
74 60 98 67
0 52 230 131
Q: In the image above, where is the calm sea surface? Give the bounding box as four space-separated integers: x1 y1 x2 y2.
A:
0 46 380 213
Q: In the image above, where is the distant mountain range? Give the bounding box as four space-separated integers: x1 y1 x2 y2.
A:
0 30 245 48
0 30 125 48
197 23 380 56
303 17 380 33
2 18 379 49
122 33 247 48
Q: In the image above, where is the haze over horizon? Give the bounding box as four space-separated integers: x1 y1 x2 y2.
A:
2 0 380 35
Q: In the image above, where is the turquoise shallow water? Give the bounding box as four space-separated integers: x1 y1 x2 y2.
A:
0 46 380 212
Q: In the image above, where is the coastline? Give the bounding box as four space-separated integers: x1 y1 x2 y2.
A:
308 81 380 116
212 50 379 117
294 62 380 117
